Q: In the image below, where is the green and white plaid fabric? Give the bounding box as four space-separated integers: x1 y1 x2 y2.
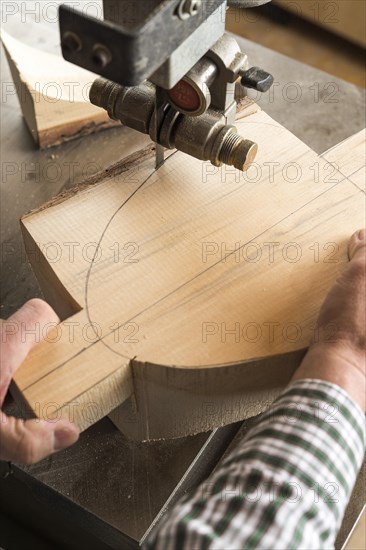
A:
144 379 365 550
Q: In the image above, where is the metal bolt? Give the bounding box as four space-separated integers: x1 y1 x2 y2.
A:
213 127 258 172
177 0 202 20
90 78 122 120
61 31 82 54
229 138 258 172
92 43 112 68
90 77 258 173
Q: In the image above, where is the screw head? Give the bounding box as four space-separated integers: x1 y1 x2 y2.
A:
61 32 82 54
177 0 202 20
92 44 112 68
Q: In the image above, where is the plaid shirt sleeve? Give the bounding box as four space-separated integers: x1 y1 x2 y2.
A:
144 379 366 550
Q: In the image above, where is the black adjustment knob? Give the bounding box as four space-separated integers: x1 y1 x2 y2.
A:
240 67 274 92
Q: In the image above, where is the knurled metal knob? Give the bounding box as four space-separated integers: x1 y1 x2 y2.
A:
211 126 258 172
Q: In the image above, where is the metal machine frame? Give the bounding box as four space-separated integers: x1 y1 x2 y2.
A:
60 0 274 170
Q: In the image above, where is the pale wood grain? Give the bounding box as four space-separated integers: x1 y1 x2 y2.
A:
1 31 117 148
12 103 365 439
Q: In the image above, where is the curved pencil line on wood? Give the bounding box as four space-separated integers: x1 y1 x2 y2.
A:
84 150 179 358
83 155 344 360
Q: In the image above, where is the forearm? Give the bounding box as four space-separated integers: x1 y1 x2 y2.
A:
292 344 366 413
145 379 365 550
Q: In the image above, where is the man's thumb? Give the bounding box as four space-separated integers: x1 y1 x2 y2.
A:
348 229 366 261
0 412 79 464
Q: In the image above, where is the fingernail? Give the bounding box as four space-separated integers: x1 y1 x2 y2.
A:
54 426 79 451
358 229 366 240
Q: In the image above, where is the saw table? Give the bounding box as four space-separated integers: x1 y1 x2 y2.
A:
0 8 365 549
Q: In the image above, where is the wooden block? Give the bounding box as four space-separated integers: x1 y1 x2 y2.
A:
12 101 365 440
1 30 117 148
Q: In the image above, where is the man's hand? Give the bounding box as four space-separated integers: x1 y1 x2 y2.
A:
292 229 366 411
0 299 79 464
